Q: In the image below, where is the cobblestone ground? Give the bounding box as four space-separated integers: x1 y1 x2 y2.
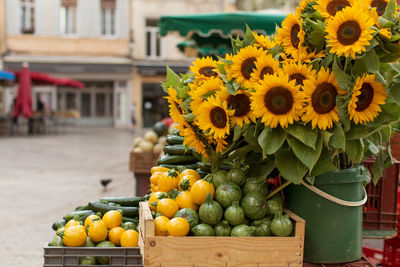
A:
0 128 138 267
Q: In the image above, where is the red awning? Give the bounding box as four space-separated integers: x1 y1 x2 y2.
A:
13 66 32 118
12 71 85 89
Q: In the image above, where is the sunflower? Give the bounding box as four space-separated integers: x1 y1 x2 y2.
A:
348 74 387 125
165 87 186 125
227 46 263 88
282 61 316 88
367 0 390 16
253 31 277 50
315 0 354 18
301 68 343 130
190 57 219 83
378 28 392 39
177 123 208 157
250 72 303 128
189 77 224 115
326 5 375 59
208 137 229 153
276 14 305 57
218 90 256 127
250 52 280 86
296 0 317 15
196 96 234 139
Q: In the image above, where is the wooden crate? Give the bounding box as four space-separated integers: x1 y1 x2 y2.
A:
138 202 305 267
129 151 159 174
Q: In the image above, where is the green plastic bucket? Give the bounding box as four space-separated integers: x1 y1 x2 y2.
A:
285 166 370 264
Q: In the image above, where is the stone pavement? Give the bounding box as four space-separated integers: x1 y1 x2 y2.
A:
0 128 138 267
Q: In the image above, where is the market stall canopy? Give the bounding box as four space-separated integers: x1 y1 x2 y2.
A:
0 70 15 81
13 66 32 118
12 71 84 88
159 12 286 56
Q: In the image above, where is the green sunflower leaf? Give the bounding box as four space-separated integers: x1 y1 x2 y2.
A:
287 133 323 170
243 24 255 47
258 127 287 158
321 53 333 69
333 57 352 92
275 148 308 184
233 125 242 142
346 124 370 140
346 138 365 163
162 65 181 92
244 125 261 152
330 123 346 150
387 74 400 105
364 49 380 73
352 58 368 77
371 148 393 184
227 144 253 161
337 96 351 132
310 146 338 177
283 124 318 149
383 0 396 20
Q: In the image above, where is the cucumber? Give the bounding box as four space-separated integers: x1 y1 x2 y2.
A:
52 219 66 231
197 162 232 172
196 169 210 178
99 196 144 207
88 201 139 218
122 216 139 223
74 205 90 211
158 155 197 165
163 145 194 155
166 135 184 145
159 163 199 170
63 210 95 222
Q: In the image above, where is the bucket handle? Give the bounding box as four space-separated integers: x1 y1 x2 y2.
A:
300 181 367 207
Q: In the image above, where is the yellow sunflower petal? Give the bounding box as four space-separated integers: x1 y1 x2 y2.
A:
315 0 354 18
190 57 219 83
176 123 208 157
276 14 305 57
249 51 280 86
165 87 186 125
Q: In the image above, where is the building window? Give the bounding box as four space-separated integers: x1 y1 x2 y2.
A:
145 19 164 59
21 0 35 34
60 0 77 35
101 0 115 36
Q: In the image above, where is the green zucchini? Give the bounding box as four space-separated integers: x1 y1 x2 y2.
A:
166 135 184 145
158 155 197 165
99 196 144 207
52 219 66 231
88 201 139 218
159 163 199 170
63 210 95 222
196 169 210 178
74 205 90 211
122 216 139 223
163 145 194 155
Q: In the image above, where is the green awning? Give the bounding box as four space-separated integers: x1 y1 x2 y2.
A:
159 12 286 37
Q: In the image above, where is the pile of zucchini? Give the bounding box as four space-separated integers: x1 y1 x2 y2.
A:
51 196 145 232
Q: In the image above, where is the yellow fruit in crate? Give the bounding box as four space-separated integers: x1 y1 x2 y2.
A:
178 174 200 191
175 191 198 210
88 219 108 242
120 230 139 247
102 210 122 229
178 169 200 180
191 179 215 205
157 198 179 218
84 215 100 228
150 171 164 185
158 169 180 192
58 225 87 247
148 191 168 211
108 227 125 246
154 216 170 236
151 184 158 193
65 219 81 229
165 218 190 237
151 166 169 174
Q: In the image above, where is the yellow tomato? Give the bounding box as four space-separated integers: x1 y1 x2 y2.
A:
175 191 198 210
154 216 169 236
65 219 81 229
158 170 180 192
108 227 125 246
151 184 158 193
148 191 168 211
178 169 200 180
102 210 122 229
84 215 100 228
60 225 87 247
190 179 215 205
120 230 139 247
165 218 190 237
151 166 169 174
88 219 108 243
178 174 200 191
157 198 179 218
150 171 164 185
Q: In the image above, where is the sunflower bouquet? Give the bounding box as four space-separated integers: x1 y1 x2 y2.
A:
164 0 400 186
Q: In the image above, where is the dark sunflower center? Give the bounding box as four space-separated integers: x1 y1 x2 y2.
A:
290 24 301 49
289 73 307 86
355 83 374 112
312 82 337 114
241 58 256 80
264 86 294 115
260 66 274 79
326 0 350 16
371 0 387 16
210 107 227 129
227 94 251 117
337 20 362 46
199 66 218 78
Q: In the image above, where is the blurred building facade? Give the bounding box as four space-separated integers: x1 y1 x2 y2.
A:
0 0 231 128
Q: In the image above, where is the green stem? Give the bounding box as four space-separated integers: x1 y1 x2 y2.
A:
344 57 350 73
266 181 292 200
365 120 400 139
